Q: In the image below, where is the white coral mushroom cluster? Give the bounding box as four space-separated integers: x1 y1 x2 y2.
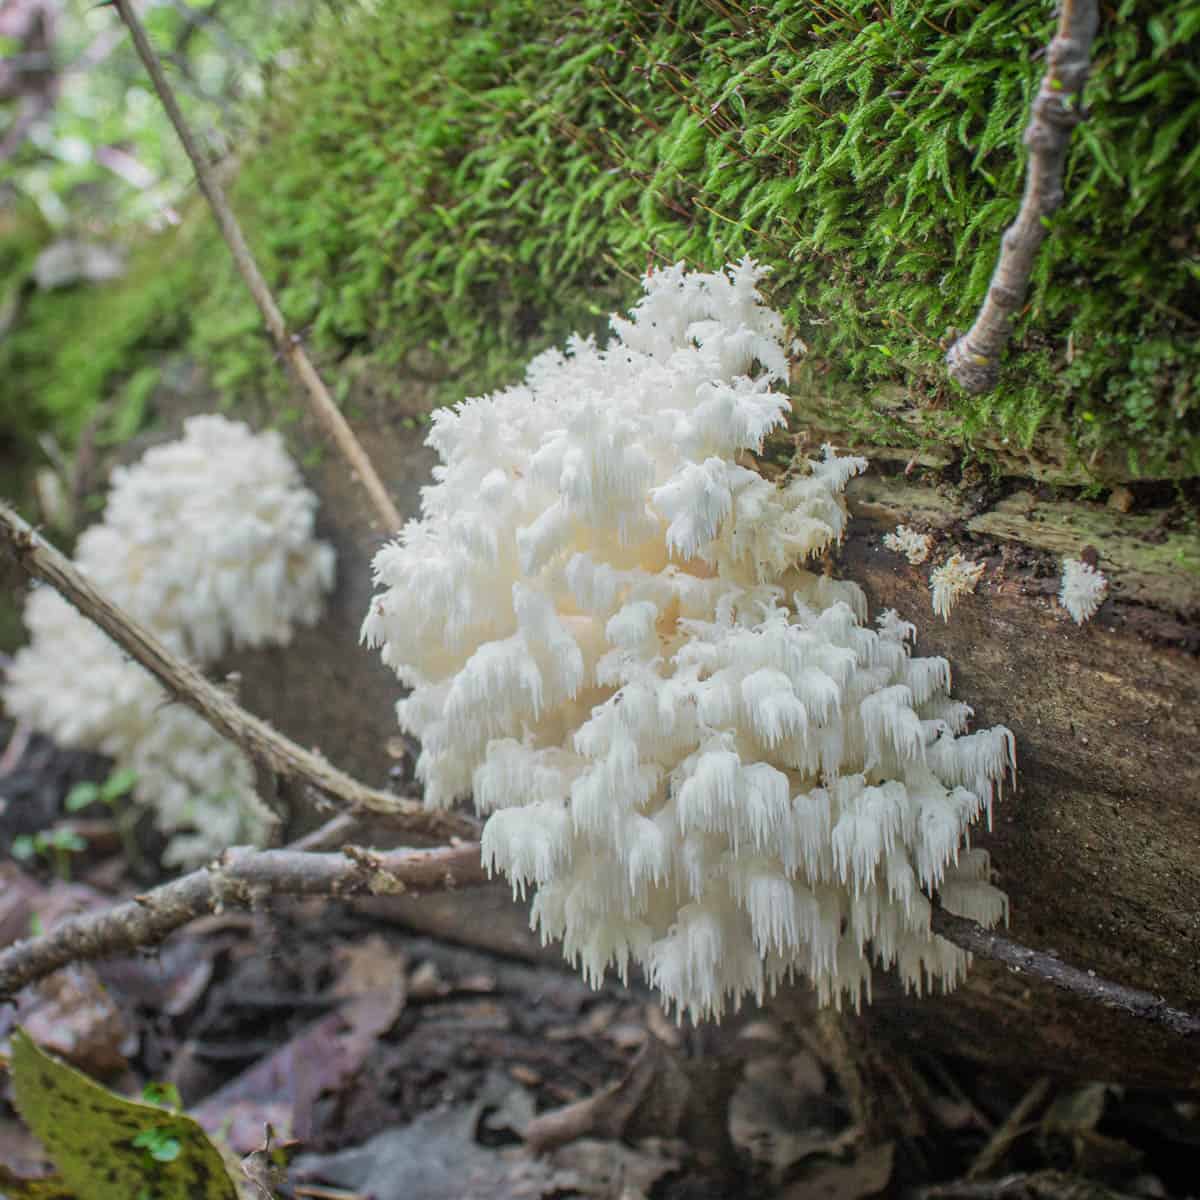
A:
883 525 933 565
1059 558 1108 625
4 415 335 865
929 553 985 622
364 261 1014 1021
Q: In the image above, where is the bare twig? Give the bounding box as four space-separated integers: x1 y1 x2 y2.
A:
0 501 474 842
931 907 1200 1038
967 1076 1052 1179
0 842 486 996
946 0 1100 394
110 0 403 533
289 812 363 852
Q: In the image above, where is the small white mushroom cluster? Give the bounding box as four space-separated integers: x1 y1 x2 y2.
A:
929 553 986 622
1059 557 1108 625
883 524 932 565
364 261 1014 1020
4 416 335 865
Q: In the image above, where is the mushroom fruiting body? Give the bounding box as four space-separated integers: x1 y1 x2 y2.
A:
1060 557 1108 625
364 262 1014 1019
4 416 335 865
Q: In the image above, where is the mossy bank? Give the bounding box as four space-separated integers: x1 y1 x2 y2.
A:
3 0 1199 482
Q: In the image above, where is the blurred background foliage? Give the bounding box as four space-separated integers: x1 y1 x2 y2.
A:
1 0 1199 485
2 0 312 226
0 0 317 460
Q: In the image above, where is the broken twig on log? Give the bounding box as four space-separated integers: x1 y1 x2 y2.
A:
932 907 1200 1039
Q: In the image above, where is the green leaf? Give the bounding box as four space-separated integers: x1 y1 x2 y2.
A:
142 1081 183 1112
100 767 138 804
9 1029 238 1200
133 1128 183 1163
48 829 87 853
65 781 101 812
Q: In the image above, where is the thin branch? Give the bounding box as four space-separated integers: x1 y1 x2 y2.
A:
946 0 1100 394
289 813 363 852
967 1076 1051 1180
0 842 486 997
0 501 474 843
931 907 1200 1039
110 0 403 534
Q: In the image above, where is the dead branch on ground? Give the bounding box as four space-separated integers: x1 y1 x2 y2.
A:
0 842 486 996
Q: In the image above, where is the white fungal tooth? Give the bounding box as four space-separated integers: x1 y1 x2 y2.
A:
364 261 1014 1021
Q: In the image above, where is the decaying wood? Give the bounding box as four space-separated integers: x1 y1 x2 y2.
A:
848 473 1200 619
25 376 1193 1086
837 493 1200 1088
226 408 1200 1087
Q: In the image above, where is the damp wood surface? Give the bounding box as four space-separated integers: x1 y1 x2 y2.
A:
356 483 1200 1089
67 378 1200 1090
835 509 1200 1090
847 472 1200 622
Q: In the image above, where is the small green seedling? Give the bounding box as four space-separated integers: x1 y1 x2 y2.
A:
11 828 89 881
65 767 138 813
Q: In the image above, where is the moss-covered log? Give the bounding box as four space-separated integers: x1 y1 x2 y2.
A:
197 389 1196 1089
3 0 1199 481
2 0 1198 1089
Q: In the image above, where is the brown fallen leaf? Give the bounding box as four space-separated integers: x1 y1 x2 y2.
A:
0 865 45 949
193 937 409 1154
550 1138 682 1199
97 936 216 1018
776 1141 895 1200
729 1052 844 1180
291 1078 571 1200
192 1013 347 1153
0 1118 54 1179
0 866 106 950
17 964 133 1077
333 934 408 1048
524 1037 690 1155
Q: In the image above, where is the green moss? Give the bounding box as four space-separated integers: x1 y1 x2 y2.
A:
0 221 205 448
190 0 1198 479
5 0 1199 480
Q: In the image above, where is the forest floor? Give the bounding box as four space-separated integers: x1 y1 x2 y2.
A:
1 729 1198 1200
0 357 1197 1196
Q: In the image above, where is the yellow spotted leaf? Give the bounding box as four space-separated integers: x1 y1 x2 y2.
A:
0 1164 77 1199
9 1029 238 1200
